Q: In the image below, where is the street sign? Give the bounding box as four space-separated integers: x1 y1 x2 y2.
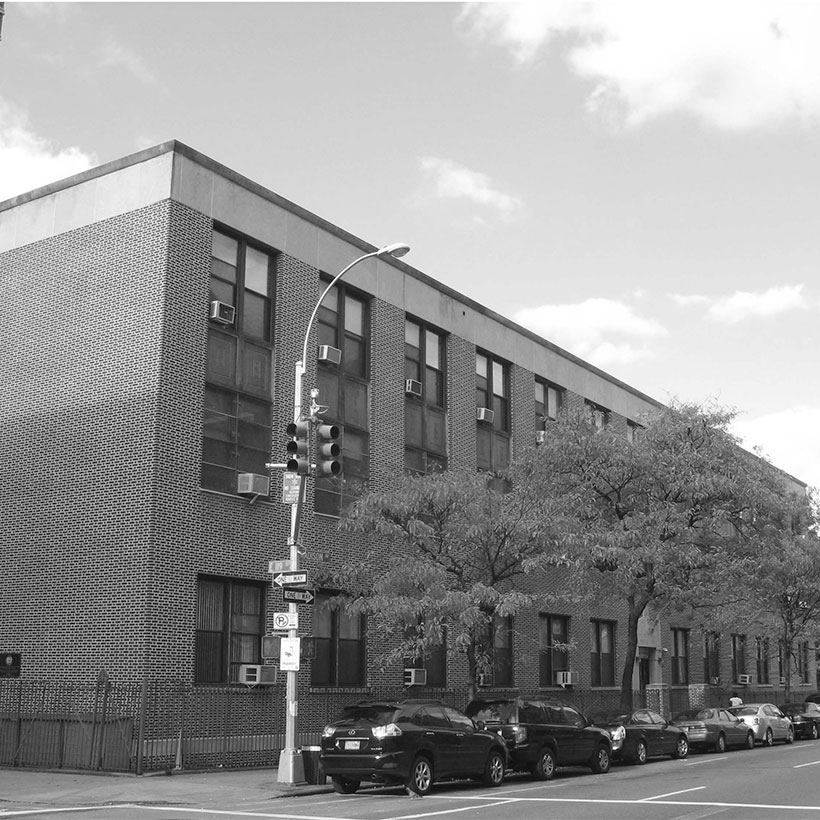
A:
268 560 292 574
282 587 315 604
272 611 299 630
273 571 308 588
282 472 301 504
280 638 300 671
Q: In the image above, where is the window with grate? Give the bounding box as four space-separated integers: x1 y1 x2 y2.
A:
703 631 720 684
202 229 274 495
492 615 513 687
314 284 370 516
731 633 746 683
671 628 689 685
405 318 447 474
476 352 510 473
311 592 366 687
539 613 570 687
590 619 615 686
404 619 447 687
195 576 265 683
756 636 770 684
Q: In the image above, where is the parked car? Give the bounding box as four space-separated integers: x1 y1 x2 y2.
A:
778 702 820 740
588 708 689 764
319 699 508 795
728 703 794 746
464 697 611 779
670 707 755 752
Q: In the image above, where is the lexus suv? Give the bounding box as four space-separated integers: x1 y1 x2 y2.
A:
320 699 508 795
464 697 611 779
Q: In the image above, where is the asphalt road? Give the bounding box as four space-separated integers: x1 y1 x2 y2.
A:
5 740 820 820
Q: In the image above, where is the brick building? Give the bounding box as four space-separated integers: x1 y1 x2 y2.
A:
0 141 812 768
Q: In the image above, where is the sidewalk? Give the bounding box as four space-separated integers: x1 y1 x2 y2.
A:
0 766 333 812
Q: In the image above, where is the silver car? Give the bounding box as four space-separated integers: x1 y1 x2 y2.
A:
728 703 794 746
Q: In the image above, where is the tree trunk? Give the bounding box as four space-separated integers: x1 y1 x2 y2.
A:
620 601 644 711
465 644 478 705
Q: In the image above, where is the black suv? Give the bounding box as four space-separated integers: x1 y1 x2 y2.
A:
319 699 508 795
464 698 611 779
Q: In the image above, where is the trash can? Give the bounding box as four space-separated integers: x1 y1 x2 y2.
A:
301 746 325 784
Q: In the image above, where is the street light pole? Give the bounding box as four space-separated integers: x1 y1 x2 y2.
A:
277 242 410 785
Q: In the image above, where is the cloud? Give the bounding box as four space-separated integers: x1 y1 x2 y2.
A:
0 100 95 201
732 405 820 490
707 284 807 322
514 297 667 366
670 293 710 308
458 1 820 130
418 156 522 221
97 40 160 86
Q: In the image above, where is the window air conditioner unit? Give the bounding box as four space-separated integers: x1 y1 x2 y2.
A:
738 674 752 685
405 379 422 397
317 345 342 365
210 300 236 325
237 473 270 498
477 672 493 687
556 670 578 687
404 668 427 687
238 664 277 686
476 407 495 424
535 430 546 445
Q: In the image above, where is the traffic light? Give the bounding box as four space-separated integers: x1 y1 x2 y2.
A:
286 420 311 474
315 423 342 476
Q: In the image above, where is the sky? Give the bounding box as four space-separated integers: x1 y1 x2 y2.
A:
2 0 819 489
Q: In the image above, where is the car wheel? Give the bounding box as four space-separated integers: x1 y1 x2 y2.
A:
785 726 794 744
590 744 611 774
482 749 506 787
714 734 726 753
673 735 689 760
763 728 774 747
407 755 433 796
812 724 818 740
745 731 755 750
532 747 556 780
331 776 360 795
632 739 648 765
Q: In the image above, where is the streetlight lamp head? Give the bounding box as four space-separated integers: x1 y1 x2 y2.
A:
377 242 410 259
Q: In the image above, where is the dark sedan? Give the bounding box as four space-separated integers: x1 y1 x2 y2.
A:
779 702 820 740
589 708 689 764
319 699 508 795
670 707 755 752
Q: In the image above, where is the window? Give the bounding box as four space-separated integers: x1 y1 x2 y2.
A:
312 592 366 686
703 631 720 684
492 615 513 687
539 614 570 687
315 284 370 516
585 400 610 431
405 319 447 474
671 628 689 685
405 619 447 687
797 641 810 684
476 352 510 472
535 379 563 433
195 576 265 683
626 420 643 443
731 634 746 683
202 229 274 495
590 620 615 686
756 637 770 684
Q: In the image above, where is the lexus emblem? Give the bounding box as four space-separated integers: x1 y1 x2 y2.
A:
348 730 356 735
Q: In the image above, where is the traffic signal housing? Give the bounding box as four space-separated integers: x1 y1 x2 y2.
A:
286 420 311 474
315 423 342 476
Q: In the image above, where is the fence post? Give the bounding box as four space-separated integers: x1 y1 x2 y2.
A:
135 677 148 776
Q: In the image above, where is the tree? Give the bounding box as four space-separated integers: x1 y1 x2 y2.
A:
336 469 551 702
513 401 775 709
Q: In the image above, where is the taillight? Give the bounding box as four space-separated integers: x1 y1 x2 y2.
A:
511 724 527 744
321 726 335 738
372 723 403 740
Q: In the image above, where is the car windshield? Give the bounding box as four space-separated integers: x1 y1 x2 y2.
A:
730 707 757 716
465 701 516 724
338 704 401 725
588 712 629 724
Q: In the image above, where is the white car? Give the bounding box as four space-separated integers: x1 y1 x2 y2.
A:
728 703 794 746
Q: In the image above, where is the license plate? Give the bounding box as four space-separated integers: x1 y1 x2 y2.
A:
344 740 361 750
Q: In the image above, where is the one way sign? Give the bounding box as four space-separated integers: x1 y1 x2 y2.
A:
273 572 308 587
283 587 315 604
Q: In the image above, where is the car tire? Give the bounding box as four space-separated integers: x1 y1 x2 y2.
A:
763 728 774 747
632 739 648 765
331 776 360 795
482 750 506 787
532 747 556 780
673 735 689 760
785 726 794 744
714 734 726 753
407 755 433 796
811 724 818 740
744 731 755 750
590 744 611 774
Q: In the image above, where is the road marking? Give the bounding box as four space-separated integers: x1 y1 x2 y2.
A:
795 759 820 768
685 756 727 766
638 786 706 801
382 799 517 820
